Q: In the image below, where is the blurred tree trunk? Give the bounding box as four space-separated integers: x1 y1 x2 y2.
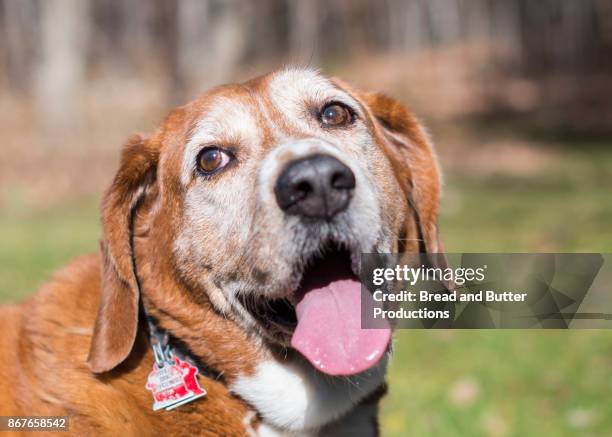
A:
119 0 157 71
460 0 491 40
154 0 181 104
518 0 598 73
36 0 89 131
490 0 522 55
424 0 461 44
2 0 37 93
177 0 210 96
177 0 246 94
289 0 319 64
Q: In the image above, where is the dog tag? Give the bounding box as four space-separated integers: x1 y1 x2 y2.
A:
146 356 206 411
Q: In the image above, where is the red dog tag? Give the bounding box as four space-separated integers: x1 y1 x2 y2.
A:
146 356 206 411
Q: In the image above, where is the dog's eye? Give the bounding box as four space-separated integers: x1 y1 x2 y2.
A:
320 103 354 127
197 147 232 175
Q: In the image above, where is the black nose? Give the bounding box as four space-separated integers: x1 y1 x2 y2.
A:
274 154 356 220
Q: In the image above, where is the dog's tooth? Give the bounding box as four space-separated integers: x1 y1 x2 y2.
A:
351 252 362 276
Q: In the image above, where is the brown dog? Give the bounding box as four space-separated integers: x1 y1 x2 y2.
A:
0 68 443 436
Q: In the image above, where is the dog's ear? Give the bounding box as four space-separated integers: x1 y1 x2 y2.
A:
87 134 159 373
361 92 446 259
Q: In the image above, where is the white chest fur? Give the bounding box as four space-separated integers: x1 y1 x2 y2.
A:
230 354 388 433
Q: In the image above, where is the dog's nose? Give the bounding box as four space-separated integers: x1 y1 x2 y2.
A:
274 154 356 219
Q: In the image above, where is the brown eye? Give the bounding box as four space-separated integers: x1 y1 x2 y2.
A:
320 103 353 127
197 147 232 175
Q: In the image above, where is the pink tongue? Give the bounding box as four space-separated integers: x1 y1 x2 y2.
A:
291 278 391 376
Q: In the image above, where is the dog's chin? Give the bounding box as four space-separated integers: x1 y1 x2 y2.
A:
237 242 360 346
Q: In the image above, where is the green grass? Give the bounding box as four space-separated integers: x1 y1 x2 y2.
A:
383 330 612 436
440 148 612 252
0 197 100 300
1 146 611 436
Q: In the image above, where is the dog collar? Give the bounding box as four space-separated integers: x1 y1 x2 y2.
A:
144 316 219 411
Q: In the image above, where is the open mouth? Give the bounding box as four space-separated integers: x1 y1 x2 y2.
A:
239 242 391 376
240 243 356 335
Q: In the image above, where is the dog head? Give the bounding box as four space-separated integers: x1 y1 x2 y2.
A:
87 68 443 378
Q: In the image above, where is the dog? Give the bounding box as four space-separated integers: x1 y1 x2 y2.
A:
0 68 443 436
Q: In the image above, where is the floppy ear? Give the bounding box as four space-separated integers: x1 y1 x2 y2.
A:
87 134 159 373
361 92 445 257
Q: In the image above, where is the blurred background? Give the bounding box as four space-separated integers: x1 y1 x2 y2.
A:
1 0 611 435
